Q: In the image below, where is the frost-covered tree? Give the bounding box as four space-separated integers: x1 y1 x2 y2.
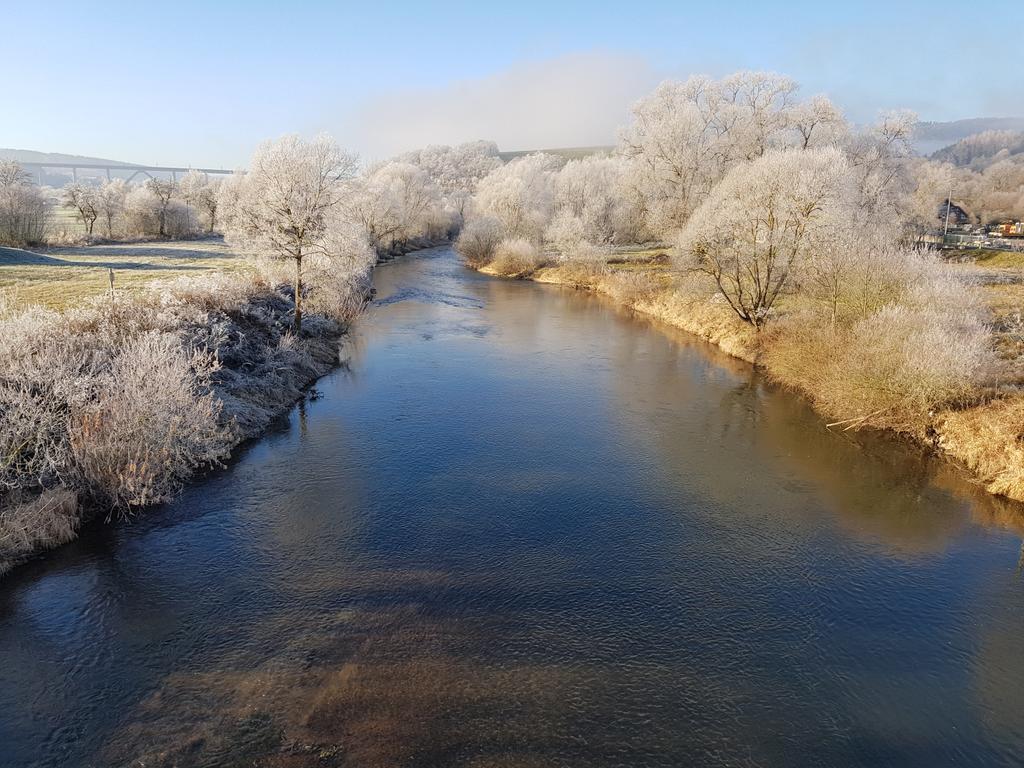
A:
219 134 359 331
845 110 917 223
972 159 1024 223
0 161 47 246
905 159 961 238
930 130 1024 170
179 170 222 233
473 153 558 242
144 178 177 237
342 175 403 252
342 161 445 252
618 72 799 236
545 155 646 251
122 185 161 237
198 178 222 232
95 179 127 238
790 95 848 150
371 162 446 241
399 140 502 222
677 147 852 328
61 183 99 235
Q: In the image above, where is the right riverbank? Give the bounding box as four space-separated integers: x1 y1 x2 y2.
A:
478 248 1024 504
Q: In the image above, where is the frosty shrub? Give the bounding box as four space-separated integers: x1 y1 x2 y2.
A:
0 489 79 576
68 331 232 510
763 248 995 433
488 238 546 277
455 215 504 267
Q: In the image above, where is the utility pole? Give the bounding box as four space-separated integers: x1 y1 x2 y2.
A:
943 186 954 242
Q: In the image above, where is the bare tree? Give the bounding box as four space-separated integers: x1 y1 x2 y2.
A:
61 183 99 235
219 134 359 331
677 148 851 328
145 178 177 237
790 95 848 150
95 179 127 238
0 161 48 246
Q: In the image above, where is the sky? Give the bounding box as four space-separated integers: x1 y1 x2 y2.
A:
3 0 1021 167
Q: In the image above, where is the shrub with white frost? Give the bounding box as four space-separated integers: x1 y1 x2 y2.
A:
68 331 231 509
487 238 545 277
763 247 995 433
455 215 504 267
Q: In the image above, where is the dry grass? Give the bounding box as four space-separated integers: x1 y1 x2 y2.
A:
481 238 547 278
968 249 1024 270
533 258 607 289
0 489 79 576
0 238 245 309
936 397 1024 499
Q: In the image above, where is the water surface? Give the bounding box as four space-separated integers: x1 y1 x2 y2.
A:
1 247 1023 767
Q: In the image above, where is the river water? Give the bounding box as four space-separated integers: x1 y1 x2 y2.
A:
1 247 1023 767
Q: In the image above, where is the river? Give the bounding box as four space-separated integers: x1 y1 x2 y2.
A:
1 246 1023 767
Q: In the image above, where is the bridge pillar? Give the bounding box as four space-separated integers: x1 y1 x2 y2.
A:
72 167 77 183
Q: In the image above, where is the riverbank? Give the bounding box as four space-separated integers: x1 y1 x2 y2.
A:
0 271 355 576
478 252 1024 504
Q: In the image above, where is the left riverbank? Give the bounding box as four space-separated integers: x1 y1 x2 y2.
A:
0 269 359 576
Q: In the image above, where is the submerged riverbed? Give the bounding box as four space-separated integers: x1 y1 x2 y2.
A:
1 247 1023 767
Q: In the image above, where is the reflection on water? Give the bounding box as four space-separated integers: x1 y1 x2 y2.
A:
1 247 1023 767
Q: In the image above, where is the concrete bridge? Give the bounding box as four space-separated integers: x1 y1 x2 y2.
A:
19 161 235 185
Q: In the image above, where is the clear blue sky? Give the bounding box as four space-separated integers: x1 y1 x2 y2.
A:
3 0 1020 167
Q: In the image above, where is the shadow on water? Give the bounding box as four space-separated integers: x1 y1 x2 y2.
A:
1 247 1023 767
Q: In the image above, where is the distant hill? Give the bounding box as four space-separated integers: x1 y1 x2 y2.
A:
930 130 1024 168
914 118 1024 155
0 148 139 167
498 146 613 163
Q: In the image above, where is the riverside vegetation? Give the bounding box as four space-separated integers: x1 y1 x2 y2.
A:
0 137 500 574
456 72 1024 503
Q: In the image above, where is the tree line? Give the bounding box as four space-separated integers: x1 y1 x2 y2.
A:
453 71 1008 439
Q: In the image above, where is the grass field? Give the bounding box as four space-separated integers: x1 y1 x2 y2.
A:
0 238 245 309
957 248 1024 270
948 251 1024 363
